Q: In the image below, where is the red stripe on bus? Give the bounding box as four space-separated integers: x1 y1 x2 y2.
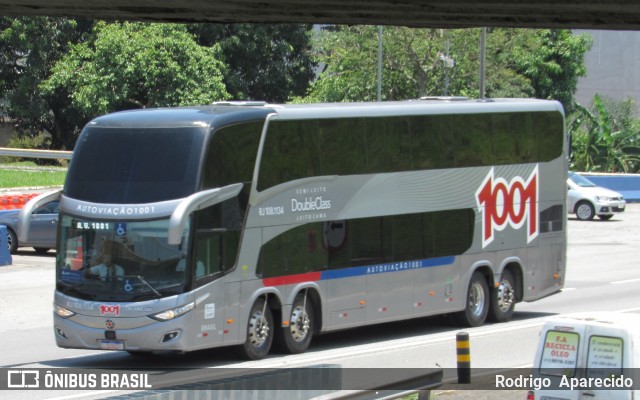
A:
262 271 322 287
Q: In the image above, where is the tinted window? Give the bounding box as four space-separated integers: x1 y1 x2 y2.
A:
34 201 59 215
192 197 246 288
66 127 206 203
258 222 328 277
258 209 474 278
202 121 263 189
258 111 564 191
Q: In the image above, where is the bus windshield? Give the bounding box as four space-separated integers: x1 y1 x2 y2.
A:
65 126 206 203
56 215 190 301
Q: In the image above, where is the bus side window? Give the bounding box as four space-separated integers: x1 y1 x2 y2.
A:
193 230 241 284
195 232 222 278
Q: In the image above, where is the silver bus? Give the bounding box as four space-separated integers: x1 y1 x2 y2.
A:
21 99 567 359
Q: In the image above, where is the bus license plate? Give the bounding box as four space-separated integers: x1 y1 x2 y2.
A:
99 340 125 350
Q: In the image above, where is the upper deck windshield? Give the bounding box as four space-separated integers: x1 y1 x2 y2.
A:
56 215 190 301
65 126 206 203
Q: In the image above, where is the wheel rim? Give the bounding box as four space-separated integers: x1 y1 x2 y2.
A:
496 279 515 313
469 281 486 317
248 310 269 348
576 203 593 220
290 305 310 343
6 234 12 252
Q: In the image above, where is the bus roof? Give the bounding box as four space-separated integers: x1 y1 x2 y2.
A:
87 98 564 128
87 105 276 129
271 98 564 120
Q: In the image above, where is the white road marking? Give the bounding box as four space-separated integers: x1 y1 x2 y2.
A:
610 278 640 285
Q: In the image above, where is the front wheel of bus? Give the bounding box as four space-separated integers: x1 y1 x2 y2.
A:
279 293 314 354
488 269 516 322
240 297 274 360
454 271 489 327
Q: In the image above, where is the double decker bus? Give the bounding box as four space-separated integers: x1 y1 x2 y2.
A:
20 99 567 359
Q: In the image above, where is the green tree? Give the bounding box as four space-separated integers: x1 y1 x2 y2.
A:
300 26 591 111
570 95 640 173
301 25 383 102
188 24 316 103
0 17 95 149
511 29 592 114
41 22 229 139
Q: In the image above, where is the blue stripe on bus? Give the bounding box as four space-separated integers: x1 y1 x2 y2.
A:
319 255 455 281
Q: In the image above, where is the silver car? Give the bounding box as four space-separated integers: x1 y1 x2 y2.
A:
0 200 59 253
567 172 626 220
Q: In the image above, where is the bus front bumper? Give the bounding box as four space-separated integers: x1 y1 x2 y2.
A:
53 313 189 352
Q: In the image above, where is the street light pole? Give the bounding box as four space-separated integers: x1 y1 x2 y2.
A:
479 27 487 100
378 26 383 101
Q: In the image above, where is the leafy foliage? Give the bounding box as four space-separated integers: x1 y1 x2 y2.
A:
188 24 316 103
509 29 592 114
41 22 229 123
570 95 640 173
1 19 314 149
0 17 95 149
299 26 591 114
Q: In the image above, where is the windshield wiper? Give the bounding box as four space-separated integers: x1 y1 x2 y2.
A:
136 275 162 298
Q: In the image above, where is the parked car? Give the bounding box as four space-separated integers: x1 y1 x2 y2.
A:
567 172 626 220
0 200 59 253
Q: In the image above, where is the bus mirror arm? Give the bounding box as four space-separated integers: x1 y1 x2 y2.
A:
18 189 63 243
167 183 244 245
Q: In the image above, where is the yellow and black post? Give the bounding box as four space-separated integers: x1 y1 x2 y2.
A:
456 331 471 383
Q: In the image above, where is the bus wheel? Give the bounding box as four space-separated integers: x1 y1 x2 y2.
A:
488 270 516 322
279 293 314 354
454 271 489 327
240 297 274 360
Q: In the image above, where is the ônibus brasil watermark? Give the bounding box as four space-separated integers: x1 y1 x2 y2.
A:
3 369 151 390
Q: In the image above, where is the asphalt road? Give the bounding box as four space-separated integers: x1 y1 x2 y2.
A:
1 204 639 400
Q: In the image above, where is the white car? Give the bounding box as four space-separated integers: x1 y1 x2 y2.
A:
529 312 640 400
567 172 626 220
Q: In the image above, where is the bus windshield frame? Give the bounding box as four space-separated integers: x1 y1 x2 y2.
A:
65 126 207 204
56 214 191 302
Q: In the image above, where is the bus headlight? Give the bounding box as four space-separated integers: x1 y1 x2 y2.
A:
55 305 76 318
150 302 195 321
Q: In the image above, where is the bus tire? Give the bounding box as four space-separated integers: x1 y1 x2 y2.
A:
454 271 489 327
239 297 274 360
278 293 314 354
488 269 516 322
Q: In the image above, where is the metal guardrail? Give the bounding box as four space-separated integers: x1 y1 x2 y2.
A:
0 147 73 160
96 366 443 400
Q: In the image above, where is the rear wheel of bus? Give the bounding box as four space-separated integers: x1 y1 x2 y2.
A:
454 271 489 327
240 297 274 360
277 292 314 354
488 269 516 322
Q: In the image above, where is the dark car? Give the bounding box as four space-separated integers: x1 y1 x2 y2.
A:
0 200 59 254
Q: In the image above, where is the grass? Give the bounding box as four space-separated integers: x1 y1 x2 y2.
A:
0 161 67 189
